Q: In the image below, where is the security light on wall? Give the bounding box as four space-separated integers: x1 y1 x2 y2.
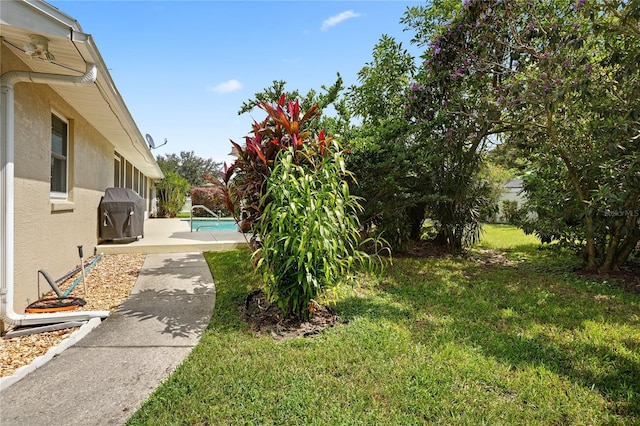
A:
24 34 55 62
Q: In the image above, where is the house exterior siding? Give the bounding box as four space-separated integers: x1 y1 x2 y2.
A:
3 45 152 313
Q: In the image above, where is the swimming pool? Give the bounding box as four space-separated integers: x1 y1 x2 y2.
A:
184 218 239 232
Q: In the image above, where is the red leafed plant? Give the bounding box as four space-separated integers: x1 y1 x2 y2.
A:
207 94 329 247
189 186 229 217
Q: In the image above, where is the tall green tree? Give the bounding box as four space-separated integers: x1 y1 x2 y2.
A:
400 0 464 48
156 151 221 188
346 35 424 250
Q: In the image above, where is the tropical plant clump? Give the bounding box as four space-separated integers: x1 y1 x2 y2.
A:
255 144 373 320
213 94 385 320
155 171 189 218
215 94 321 243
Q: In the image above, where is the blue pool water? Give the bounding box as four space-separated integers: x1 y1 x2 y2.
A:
184 218 239 232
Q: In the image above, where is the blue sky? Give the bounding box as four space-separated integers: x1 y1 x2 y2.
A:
49 1 423 165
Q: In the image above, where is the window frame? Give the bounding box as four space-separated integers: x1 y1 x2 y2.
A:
50 111 69 199
125 160 133 189
114 154 122 187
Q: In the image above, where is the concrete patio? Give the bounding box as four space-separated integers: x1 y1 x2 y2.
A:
96 217 248 254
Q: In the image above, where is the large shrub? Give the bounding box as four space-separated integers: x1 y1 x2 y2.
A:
156 171 189 218
406 0 640 271
346 35 423 253
217 94 386 320
501 200 522 225
190 187 229 217
255 144 373 320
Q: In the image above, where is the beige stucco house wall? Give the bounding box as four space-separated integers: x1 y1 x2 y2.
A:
7 45 111 310
1 0 163 328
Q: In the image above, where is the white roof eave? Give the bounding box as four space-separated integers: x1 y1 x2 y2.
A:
1 0 82 36
1 0 163 180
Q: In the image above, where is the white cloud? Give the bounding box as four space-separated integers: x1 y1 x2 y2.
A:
321 10 361 31
207 79 242 94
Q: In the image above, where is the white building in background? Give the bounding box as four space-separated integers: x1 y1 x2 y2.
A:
496 179 525 222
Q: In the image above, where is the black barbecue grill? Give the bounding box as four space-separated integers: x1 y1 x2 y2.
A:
99 187 145 241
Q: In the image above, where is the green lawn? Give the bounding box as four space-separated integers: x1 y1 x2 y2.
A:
128 225 640 425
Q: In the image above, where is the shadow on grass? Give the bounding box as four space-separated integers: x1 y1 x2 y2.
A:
203 248 640 419
466 321 640 416
204 249 260 333
379 252 640 419
334 295 413 324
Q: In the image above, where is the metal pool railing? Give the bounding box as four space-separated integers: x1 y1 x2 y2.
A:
190 205 221 232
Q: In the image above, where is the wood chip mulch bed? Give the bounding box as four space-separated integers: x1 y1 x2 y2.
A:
241 289 340 340
0 253 146 378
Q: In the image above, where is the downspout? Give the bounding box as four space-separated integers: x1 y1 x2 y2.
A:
1 62 110 327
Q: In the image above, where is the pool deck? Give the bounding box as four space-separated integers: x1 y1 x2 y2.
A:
95 218 248 255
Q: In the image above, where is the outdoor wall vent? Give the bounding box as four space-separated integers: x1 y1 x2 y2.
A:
23 34 55 62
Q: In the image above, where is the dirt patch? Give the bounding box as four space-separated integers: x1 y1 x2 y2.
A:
1 254 146 378
467 249 516 267
394 240 452 259
240 290 339 340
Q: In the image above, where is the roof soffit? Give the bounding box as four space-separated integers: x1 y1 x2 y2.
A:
1 1 163 179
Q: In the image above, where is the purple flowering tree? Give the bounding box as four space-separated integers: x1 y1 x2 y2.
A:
406 0 639 271
403 1 515 251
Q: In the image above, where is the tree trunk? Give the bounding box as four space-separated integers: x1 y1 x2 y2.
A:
434 227 462 253
545 107 598 270
583 214 598 271
612 230 640 272
434 228 448 246
599 218 624 273
407 202 427 241
599 214 640 272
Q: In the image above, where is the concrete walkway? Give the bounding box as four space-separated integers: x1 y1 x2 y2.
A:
0 252 216 425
